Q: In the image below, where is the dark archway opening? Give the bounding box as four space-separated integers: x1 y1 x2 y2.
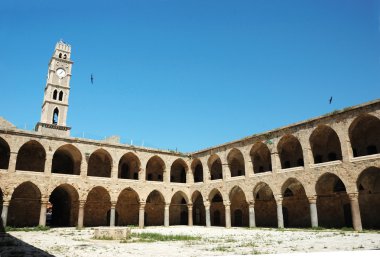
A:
146 156 165 182
192 160 204 183
209 155 222 180
0 137 10 170
49 185 79 227
145 190 165 226
230 187 248 227
250 142 272 174
227 149 245 177
192 191 205 226
84 187 111 227
87 149 112 178
254 183 277 227
170 192 188 225
116 188 140 226
278 135 304 169
16 141 46 172
210 191 225 227
118 153 140 180
170 159 187 183
310 125 342 164
52 145 81 175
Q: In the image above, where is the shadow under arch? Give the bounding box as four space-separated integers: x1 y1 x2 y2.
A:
8 182 41 227
145 190 165 226
49 184 79 227
253 182 277 227
229 186 248 227
357 166 380 229
209 188 225 227
191 190 205 226
116 187 140 226
316 172 352 228
84 186 111 227
170 191 189 225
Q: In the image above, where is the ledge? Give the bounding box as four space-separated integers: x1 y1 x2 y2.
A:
252 171 273 177
309 160 342 169
350 154 380 163
15 170 45 175
278 166 304 173
227 176 245 182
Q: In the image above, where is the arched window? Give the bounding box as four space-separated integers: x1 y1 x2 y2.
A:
59 91 63 101
59 53 62 58
53 90 58 100
53 108 59 125
63 54 67 59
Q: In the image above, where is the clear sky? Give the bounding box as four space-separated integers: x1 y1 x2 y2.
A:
1 0 379 152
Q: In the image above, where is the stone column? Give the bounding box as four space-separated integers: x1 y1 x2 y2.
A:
44 153 53 175
225 201 231 228
276 196 284 228
249 203 256 228
186 169 194 184
349 193 362 231
164 169 170 183
8 152 17 173
77 200 86 228
1 200 10 227
188 204 193 226
80 158 88 177
139 202 145 228
109 201 117 227
139 168 145 182
39 198 49 226
308 196 318 228
164 203 170 227
205 201 211 227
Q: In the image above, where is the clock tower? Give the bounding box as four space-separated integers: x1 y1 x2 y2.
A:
36 40 73 136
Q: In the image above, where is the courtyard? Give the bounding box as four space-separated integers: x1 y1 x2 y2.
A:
1 226 380 257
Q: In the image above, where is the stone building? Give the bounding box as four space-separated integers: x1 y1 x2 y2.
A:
0 42 379 232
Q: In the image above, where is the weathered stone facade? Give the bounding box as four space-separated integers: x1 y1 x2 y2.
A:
0 43 379 232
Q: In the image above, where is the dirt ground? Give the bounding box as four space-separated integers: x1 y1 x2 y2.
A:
2 226 380 257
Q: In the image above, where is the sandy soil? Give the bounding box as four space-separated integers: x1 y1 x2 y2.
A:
4 226 380 257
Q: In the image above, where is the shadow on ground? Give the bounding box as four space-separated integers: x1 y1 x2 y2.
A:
0 219 54 257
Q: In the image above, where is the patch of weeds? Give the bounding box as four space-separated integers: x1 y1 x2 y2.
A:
93 235 114 240
6 226 50 232
225 237 236 243
277 240 283 244
240 241 257 248
212 245 233 252
121 232 201 243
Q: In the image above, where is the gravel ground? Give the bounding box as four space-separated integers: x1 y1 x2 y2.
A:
3 226 380 257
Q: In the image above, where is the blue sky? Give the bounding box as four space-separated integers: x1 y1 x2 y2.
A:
0 0 379 152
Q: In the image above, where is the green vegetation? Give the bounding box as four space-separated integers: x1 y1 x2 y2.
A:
121 232 201 243
5 225 50 232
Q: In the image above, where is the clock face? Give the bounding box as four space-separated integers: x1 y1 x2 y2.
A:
56 68 66 78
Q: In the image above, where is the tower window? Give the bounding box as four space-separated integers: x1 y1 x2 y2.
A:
63 54 67 59
53 108 59 125
59 91 63 101
53 90 58 100
59 53 62 58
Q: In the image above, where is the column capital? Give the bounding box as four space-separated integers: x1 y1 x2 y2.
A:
2 200 10 207
41 197 50 205
275 195 283 205
348 192 359 201
307 196 317 204
165 203 170 208
111 201 117 208
223 201 231 208
204 201 210 208
187 203 193 209
79 200 86 208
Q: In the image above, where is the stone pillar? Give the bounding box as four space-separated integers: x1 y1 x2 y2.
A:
203 163 210 182
186 169 194 184
1 200 10 227
44 153 53 175
249 203 256 228
111 165 118 180
225 201 231 228
39 198 49 226
139 168 145 182
8 152 17 173
271 152 280 172
110 201 117 227
276 196 284 228
80 158 88 177
308 196 318 228
349 193 362 231
164 203 170 227
164 169 170 183
139 202 145 228
205 201 211 227
245 155 253 178
77 200 86 228
188 204 193 226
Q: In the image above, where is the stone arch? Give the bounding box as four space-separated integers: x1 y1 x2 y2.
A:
310 125 342 164
209 188 225 226
146 156 165 182
145 190 165 226
191 158 203 183
170 191 189 225
84 186 111 227
49 184 79 227
118 152 140 180
253 182 277 227
116 187 140 226
250 142 272 174
191 191 205 226
281 178 310 228
170 158 188 183
208 154 222 180
316 172 351 228
16 140 46 172
87 149 112 178
357 167 380 229
0 136 10 170
52 144 82 175
229 186 248 227
227 148 245 177
277 135 304 169
349 114 380 157
8 182 41 227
